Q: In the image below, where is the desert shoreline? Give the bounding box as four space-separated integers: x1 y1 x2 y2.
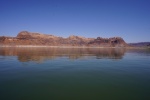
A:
0 45 149 49
0 45 124 48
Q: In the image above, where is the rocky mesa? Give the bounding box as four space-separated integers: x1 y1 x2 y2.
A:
0 31 128 47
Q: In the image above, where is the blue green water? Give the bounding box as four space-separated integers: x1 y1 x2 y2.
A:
0 47 150 100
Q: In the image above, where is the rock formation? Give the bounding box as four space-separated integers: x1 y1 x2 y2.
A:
0 31 128 47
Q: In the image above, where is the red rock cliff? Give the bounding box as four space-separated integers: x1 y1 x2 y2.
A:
0 31 128 47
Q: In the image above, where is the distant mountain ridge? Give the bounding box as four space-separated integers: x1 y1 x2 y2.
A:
0 31 128 47
128 42 150 47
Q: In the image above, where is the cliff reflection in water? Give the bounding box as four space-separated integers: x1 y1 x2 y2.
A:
0 47 126 62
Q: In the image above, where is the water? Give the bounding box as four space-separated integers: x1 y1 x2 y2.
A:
0 47 150 100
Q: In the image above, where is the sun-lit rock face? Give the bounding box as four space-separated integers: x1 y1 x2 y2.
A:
0 31 128 47
17 31 58 39
88 37 127 47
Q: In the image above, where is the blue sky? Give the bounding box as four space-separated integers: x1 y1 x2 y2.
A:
0 0 150 43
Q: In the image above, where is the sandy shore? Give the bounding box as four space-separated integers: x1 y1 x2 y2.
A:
0 45 127 48
0 45 149 49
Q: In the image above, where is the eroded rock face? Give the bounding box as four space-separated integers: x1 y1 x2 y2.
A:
0 31 128 47
17 31 59 39
88 37 127 47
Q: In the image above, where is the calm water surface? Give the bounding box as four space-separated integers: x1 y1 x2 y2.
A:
0 47 150 100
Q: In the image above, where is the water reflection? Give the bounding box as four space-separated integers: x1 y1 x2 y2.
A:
0 47 126 62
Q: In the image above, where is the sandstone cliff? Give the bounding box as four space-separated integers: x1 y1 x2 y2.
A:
0 31 128 47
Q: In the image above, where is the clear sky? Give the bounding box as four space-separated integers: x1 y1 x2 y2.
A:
0 0 150 43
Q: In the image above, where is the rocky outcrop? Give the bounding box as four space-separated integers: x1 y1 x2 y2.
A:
0 31 128 47
17 31 59 39
88 37 127 47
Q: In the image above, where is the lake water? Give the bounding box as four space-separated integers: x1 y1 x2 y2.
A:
0 47 150 100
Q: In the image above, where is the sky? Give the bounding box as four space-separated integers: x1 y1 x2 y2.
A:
0 0 150 43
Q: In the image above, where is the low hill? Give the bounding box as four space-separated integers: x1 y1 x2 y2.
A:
0 31 128 47
128 42 150 47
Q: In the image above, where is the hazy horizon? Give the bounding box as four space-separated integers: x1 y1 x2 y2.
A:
0 0 150 43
